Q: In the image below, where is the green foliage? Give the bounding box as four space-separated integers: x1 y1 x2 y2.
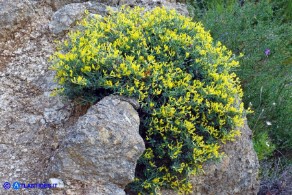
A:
253 131 276 161
50 7 245 194
271 0 292 22
187 0 292 22
187 0 239 18
187 0 292 157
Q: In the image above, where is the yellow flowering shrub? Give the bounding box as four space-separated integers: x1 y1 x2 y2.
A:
50 6 245 194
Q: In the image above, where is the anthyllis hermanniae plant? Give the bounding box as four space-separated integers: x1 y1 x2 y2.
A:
50 6 246 194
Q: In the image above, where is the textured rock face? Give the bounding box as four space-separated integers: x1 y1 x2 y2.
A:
0 0 259 195
48 96 145 194
0 0 32 41
48 2 110 35
161 120 260 195
0 4 61 195
48 3 87 34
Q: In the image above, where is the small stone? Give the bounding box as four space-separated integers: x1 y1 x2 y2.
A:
234 187 240 193
40 118 46 124
49 3 87 35
49 178 65 188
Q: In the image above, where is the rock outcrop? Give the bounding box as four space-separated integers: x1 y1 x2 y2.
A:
0 0 259 195
0 0 33 41
1 2 57 195
48 96 145 194
48 3 87 34
48 2 111 35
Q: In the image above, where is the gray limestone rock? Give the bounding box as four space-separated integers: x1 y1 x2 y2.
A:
47 95 145 194
48 3 87 35
48 2 113 35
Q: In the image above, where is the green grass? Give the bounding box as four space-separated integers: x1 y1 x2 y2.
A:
187 0 292 159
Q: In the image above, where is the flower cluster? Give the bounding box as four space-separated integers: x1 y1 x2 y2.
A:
50 6 244 194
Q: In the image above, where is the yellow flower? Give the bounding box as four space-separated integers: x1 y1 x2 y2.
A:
131 31 140 40
147 55 155 62
126 55 135 62
184 120 194 130
59 77 65 85
199 50 207 55
81 66 91 73
164 45 169 51
152 178 160 184
105 80 113 87
131 63 140 72
71 76 87 86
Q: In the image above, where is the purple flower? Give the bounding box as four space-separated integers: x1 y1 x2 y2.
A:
265 49 271 57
